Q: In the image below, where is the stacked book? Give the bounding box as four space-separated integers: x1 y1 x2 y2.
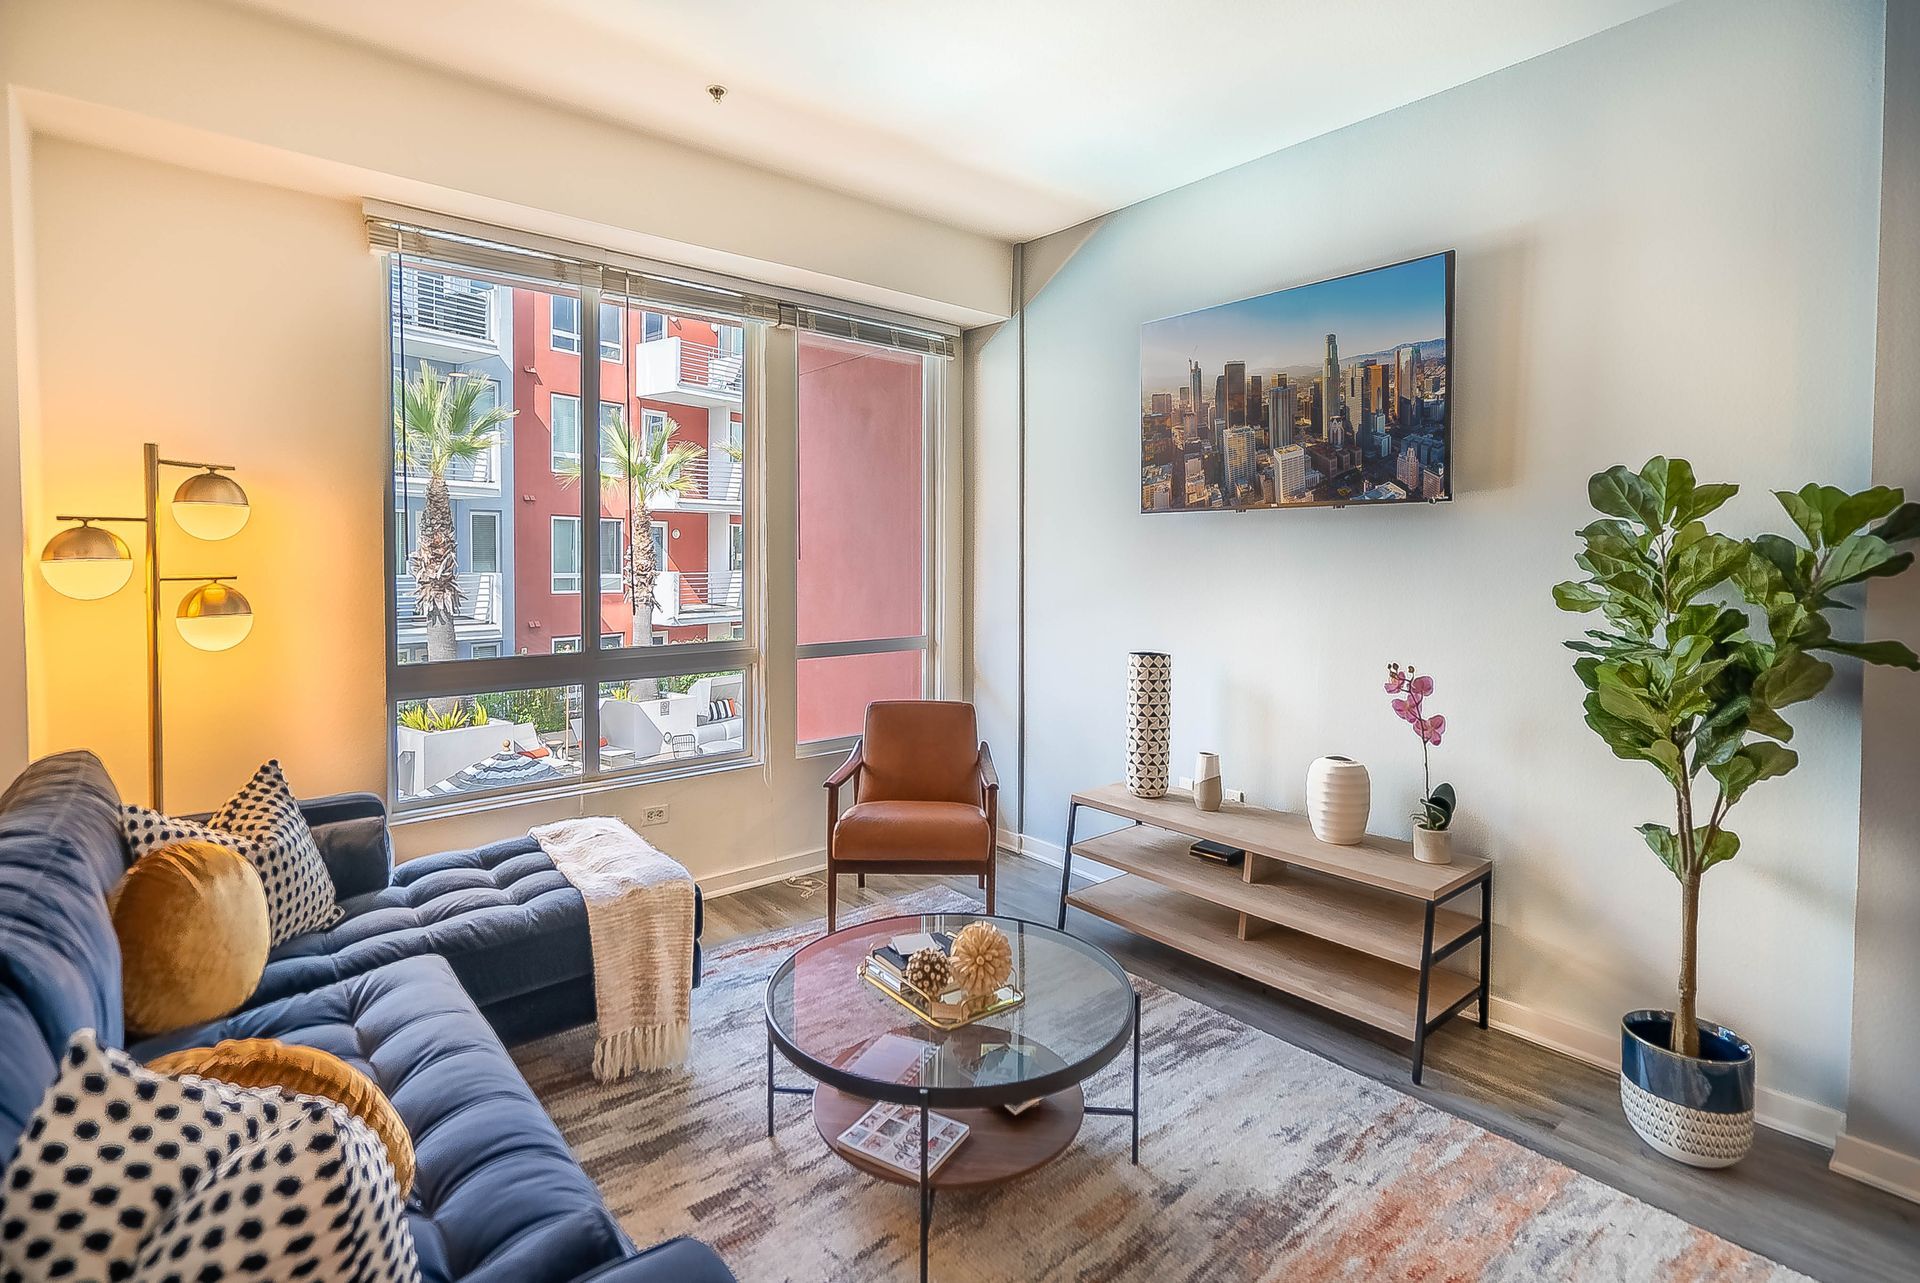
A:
835 1034 970 1177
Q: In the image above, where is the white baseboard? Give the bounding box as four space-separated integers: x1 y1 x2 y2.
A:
1487 996 1844 1147
1830 1131 1920 1204
1013 828 1844 1148
699 848 825 897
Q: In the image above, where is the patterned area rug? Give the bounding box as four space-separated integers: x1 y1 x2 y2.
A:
512 889 1805 1282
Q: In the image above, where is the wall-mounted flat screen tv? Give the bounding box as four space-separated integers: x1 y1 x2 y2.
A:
1139 250 1453 512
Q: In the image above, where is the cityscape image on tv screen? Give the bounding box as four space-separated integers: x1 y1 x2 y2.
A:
1139 251 1452 512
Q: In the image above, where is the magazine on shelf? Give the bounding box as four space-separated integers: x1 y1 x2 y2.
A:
837 1101 970 1178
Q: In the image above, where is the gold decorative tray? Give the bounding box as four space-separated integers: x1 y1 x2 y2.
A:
858 957 1024 1031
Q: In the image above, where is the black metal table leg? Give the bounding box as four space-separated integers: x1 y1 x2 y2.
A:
1478 871 1493 1029
1412 900 1436 1085
1130 989 1141 1164
765 1026 774 1137
918 1088 931 1283
1057 801 1079 928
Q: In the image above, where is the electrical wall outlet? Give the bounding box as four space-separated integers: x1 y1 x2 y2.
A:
641 804 670 827
1178 778 1247 804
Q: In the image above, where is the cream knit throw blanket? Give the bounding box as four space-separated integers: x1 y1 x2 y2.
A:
531 817 694 1079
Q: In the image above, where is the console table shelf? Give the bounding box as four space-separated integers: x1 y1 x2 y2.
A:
1058 783 1492 1082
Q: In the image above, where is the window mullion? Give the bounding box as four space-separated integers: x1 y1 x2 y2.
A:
579 280 603 777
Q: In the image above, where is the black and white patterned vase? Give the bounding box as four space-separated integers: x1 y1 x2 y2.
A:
1125 652 1172 799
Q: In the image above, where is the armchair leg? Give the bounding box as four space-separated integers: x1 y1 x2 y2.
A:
858 872 866 889
985 855 996 916
826 864 837 934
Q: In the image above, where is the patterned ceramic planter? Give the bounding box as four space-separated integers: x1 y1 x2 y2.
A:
1125 652 1172 798
1619 1010 1755 1168
1306 756 1369 844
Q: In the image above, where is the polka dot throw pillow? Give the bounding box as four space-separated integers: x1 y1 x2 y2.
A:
0 1030 417 1283
121 761 343 947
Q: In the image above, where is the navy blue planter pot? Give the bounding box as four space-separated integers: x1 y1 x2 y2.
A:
1619 1009 1755 1167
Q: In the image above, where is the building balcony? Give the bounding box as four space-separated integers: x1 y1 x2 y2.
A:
651 569 742 626
652 456 742 511
395 572 505 644
393 445 503 498
634 336 744 407
397 269 500 361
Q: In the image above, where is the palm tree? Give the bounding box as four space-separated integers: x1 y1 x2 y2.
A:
395 361 516 668
561 409 703 641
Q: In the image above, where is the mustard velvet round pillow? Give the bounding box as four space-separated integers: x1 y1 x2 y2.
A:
109 839 269 1036
147 1039 416 1195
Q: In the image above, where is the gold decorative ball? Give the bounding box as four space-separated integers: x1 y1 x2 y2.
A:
949 921 1012 997
904 946 951 997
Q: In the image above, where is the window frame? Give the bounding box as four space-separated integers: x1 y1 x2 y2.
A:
551 515 582 595
469 511 500 575
385 254 772 815
793 343 942 752
550 392 581 471
599 517 625 591
550 294 581 354
599 301 623 363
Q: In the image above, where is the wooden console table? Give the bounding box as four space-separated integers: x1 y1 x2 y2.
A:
1058 783 1491 1083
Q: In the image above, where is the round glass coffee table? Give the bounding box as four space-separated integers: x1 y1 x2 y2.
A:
764 913 1140 1281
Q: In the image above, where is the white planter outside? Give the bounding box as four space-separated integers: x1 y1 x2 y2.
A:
1412 826 1453 864
1306 756 1370 845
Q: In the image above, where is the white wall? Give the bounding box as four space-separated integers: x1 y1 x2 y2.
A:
1835 0 1920 1200
1 0 1007 885
977 0 1889 1130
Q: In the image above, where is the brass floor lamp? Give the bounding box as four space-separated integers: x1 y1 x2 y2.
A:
38 443 254 810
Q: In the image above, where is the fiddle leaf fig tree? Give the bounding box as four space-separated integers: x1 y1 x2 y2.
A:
1553 458 1920 1058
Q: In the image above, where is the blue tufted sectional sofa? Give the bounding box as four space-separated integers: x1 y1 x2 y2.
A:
0 751 733 1282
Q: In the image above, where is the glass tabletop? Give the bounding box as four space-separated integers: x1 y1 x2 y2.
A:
764 914 1137 1108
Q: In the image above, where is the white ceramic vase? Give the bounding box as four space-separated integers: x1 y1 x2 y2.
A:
1412 825 1453 865
1125 652 1172 798
1193 751 1222 811
1306 756 1370 845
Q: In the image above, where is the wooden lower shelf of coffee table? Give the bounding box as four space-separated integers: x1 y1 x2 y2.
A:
812 1082 1085 1190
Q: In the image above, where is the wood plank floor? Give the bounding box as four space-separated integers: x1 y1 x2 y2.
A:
704 851 1920 1283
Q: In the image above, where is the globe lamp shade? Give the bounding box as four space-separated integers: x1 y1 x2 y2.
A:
176 582 253 651
40 524 134 600
171 470 250 540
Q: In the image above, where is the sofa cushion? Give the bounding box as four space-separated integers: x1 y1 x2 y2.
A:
0 752 130 1165
248 837 701 1015
131 955 628 1283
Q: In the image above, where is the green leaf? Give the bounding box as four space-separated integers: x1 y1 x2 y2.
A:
1669 532 1750 605
1776 489 1822 545
1824 538 1914 593
1641 457 1695 525
1638 824 1683 879
1690 695 1751 770
1870 501 1920 544
1696 827 1741 873
1817 638 1920 670
1753 651 1834 710
1708 742 1798 805
1745 701 1794 742
1828 487 1905 542
1553 580 1605 612
1590 466 1663 530
1595 670 1669 735
1680 482 1739 524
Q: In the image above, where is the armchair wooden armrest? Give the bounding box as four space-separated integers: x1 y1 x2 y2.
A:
976 742 999 797
825 742 864 791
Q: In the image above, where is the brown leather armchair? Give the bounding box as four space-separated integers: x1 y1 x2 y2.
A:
823 700 998 932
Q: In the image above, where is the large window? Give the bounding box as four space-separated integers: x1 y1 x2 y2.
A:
387 243 760 809
795 333 934 746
